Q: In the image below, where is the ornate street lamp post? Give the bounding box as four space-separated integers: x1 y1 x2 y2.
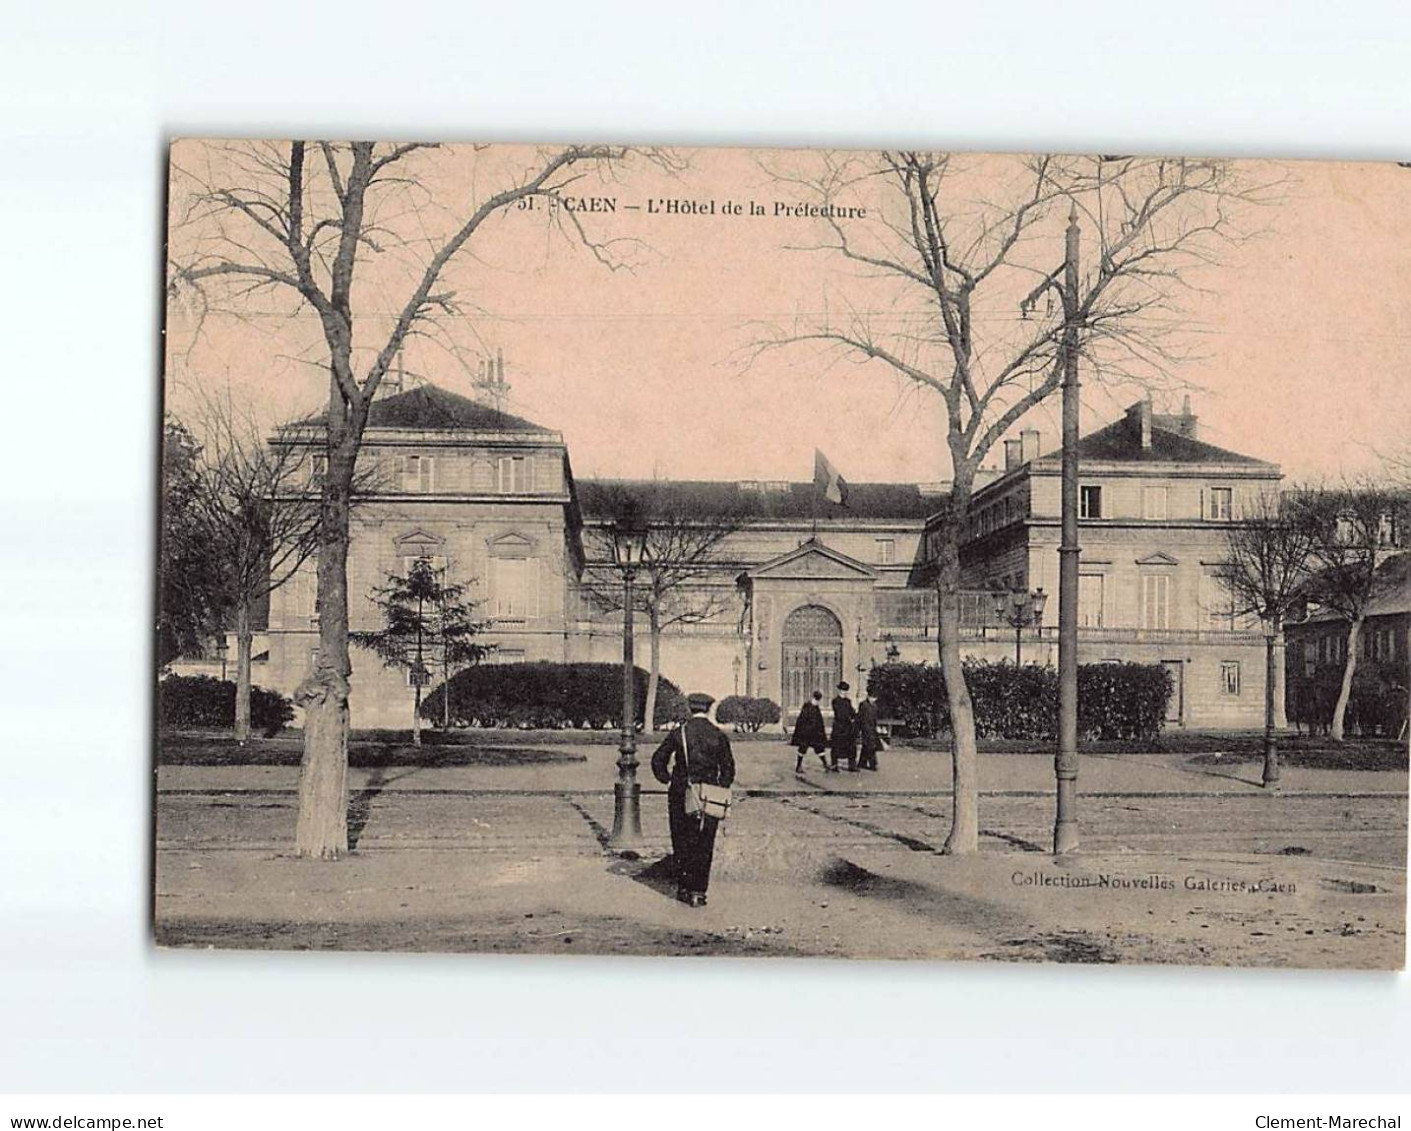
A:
609 512 650 851
993 587 1048 667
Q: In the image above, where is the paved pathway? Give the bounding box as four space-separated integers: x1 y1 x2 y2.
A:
152 740 1408 966
157 738 1410 798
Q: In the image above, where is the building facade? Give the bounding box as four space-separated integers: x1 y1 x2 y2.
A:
262 384 1284 731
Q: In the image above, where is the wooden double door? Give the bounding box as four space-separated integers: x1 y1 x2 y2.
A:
781 605 844 714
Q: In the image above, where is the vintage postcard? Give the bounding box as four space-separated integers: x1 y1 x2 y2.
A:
157 141 1409 967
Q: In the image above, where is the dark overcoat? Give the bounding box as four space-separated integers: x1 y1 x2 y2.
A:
790 701 828 751
830 695 857 759
651 715 737 796
857 698 884 755
651 715 737 897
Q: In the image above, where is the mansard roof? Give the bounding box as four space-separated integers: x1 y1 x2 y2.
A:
354 384 556 434
1044 417 1271 466
576 478 943 523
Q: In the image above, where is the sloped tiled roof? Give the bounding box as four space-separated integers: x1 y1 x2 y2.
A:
576 478 943 522
343 384 556 433
1299 552 1411 622
1040 417 1270 465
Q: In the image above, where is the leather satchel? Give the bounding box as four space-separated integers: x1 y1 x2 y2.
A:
679 722 732 822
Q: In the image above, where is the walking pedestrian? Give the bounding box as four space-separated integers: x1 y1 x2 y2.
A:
857 689 886 771
790 689 830 773
830 681 857 772
650 692 736 908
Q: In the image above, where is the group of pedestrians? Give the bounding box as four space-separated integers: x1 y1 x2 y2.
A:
789 682 886 774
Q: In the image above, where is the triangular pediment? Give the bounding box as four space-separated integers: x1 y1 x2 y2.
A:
1135 551 1179 566
395 529 444 550
748 539 877 581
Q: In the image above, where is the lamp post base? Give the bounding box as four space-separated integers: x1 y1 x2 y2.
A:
609 778 642 851
1053 817 1080 855
1261 735 1281 790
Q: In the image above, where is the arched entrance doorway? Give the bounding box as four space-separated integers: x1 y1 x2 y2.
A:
781 605 843 714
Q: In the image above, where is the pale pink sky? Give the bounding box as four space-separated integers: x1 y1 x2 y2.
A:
165 145 1411 487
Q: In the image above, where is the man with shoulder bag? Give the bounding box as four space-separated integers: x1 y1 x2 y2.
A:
650 692 736 908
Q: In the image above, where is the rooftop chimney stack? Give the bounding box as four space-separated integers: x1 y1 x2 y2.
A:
1127 399 1153 450
1152 395 1199 440
1019 428 1041 465
1005 439 1023 471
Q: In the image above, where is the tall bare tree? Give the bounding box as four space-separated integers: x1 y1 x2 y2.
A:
1296 481 1410 741
581 484 745 729
159 415 224 670
169 141 665 858
1212 490 1317 786
758 151 1280 853
191 393 323 743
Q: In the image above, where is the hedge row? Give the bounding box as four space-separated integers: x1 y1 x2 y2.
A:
158 675 295 736
1287 660 1408 737
866 660 1173 742
421 662 689 730
715 696 782 733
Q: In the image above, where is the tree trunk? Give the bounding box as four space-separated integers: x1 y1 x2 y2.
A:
295 437 354 860
1262 628 1279 788
233 598 253 744
935 528 980 855
1330 617 1363 742
412 683 422 746
443 641 451 729
644 598 661 734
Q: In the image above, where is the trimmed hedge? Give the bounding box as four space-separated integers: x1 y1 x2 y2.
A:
158 674 295 736
422 662 689 730
716 696 782 733
1288 660 1408 737
866 659 1173 742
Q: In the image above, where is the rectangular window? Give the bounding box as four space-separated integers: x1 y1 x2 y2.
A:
1205 572 1235 630
1143 486 1168 520
402 454 434 492
402 554 447 579
1079 485 1102 519
1303 644 1316 677
1078 573 1105 628
1220 661 1241 696
876 539 895 565
497 456 529 493
1141 574 1171 630
309 453 328 487
491 557 539 618
1209 487 1233 521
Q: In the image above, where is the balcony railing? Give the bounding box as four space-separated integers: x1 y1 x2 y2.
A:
877 624 1266 645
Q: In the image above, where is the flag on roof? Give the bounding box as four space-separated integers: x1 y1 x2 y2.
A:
813 449 849 506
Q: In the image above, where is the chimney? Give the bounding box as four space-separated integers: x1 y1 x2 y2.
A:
1020 428 1041 464
1177 394 1198 440
1151 394 1199 440
1126 399 1153 451
1004 439 1023 471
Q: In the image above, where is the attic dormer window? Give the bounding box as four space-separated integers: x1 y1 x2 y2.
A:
498 455 530 493
402 454 434 492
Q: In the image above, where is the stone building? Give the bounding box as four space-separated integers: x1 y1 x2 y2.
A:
262 384 1283 731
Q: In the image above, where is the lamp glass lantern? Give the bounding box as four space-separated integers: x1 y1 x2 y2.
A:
610 515 650 569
